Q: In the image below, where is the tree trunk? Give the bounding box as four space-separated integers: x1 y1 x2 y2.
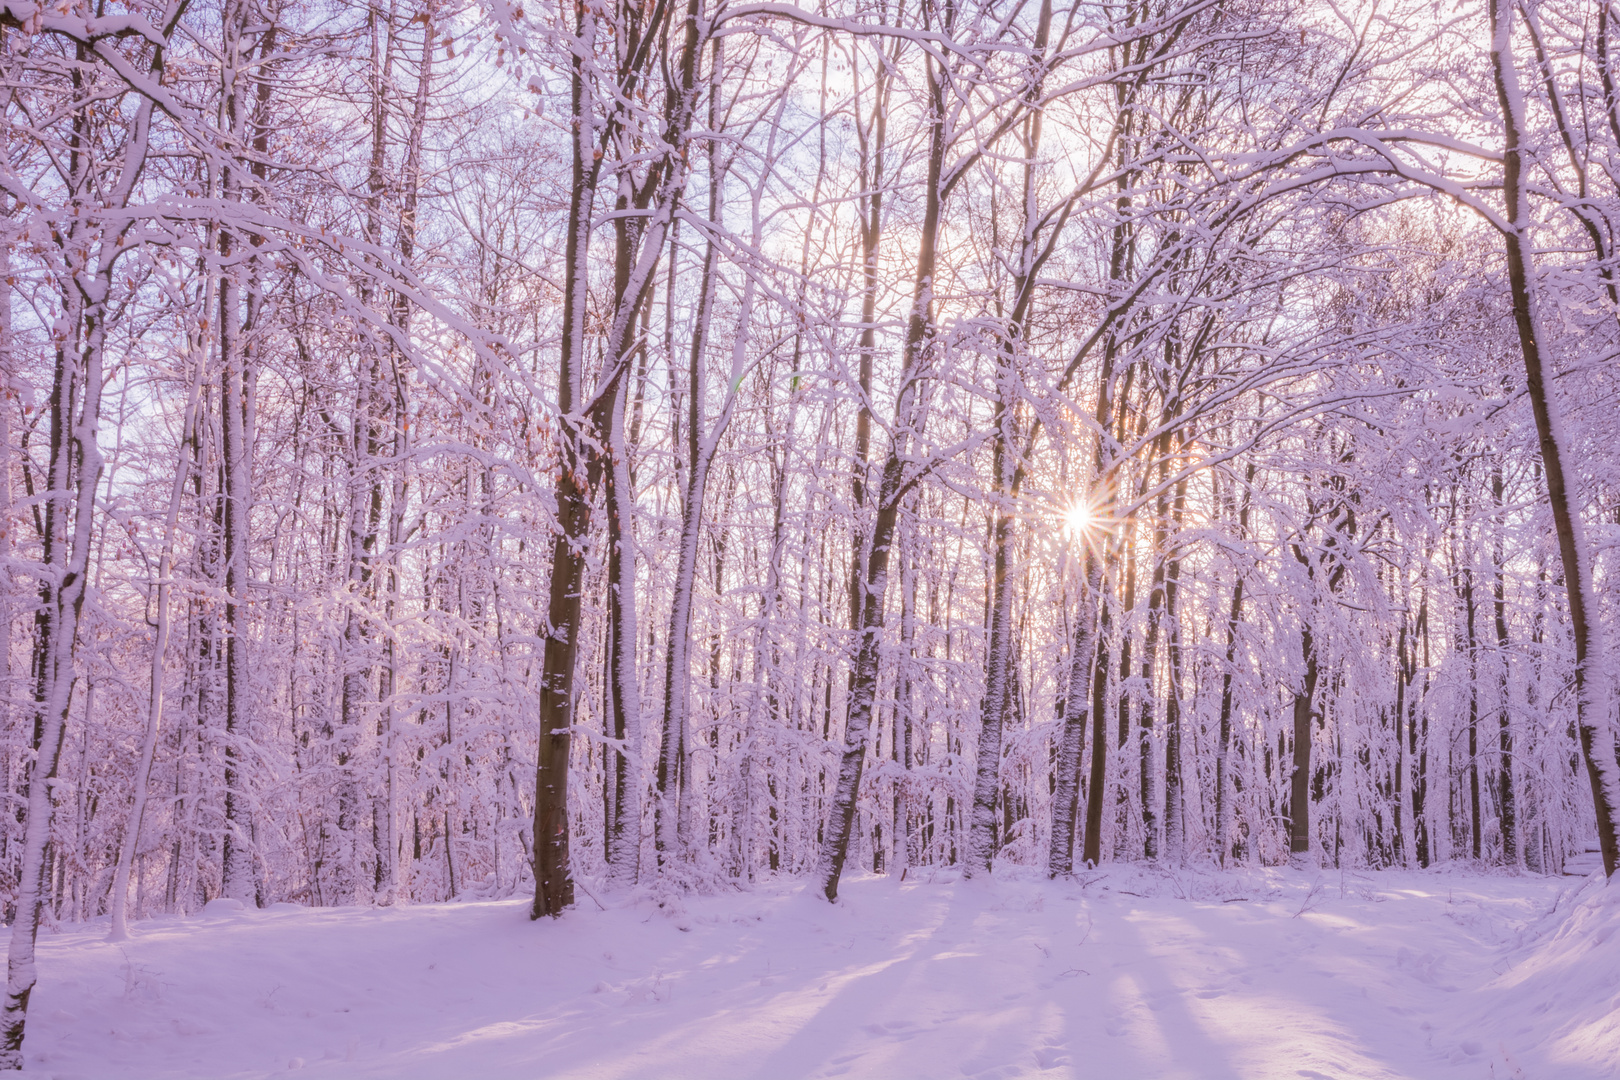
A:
1289 624 1319 862
965 423 1017 876
1463 564 1481 860
817 26 950 900
108 326 207 938
655 55 724 860
1214 461 1254 865
1394 615 1414 867
217 0 271 907
1081 582 1114 868
1489 0 1620 877
530 4 599 916
604 373 642 886
967 1 1054 877
1492 466 1516 866
0 170 118 1062
1048 554 1101 876
533 0 704 915
1136 440 1178 862
1162 473 1189 866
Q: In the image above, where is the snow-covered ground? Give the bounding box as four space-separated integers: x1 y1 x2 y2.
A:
15 866 1619 1079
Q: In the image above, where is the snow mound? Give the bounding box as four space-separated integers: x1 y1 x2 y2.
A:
1471 875 1620 1078
200 897 248 917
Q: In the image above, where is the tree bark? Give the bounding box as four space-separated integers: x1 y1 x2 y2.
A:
1289 624 1319 862
1213 461 1253 865
655 42 725 862
0 69 133 1042
1161 472 1189 866
533 0 703 916
530 2 598 918
1488 0 1620 877
816 11 955 899
965 461 1016 876
604 372 642 886
1492 465 1516 865
1048 553 1101 876
108 326 207 938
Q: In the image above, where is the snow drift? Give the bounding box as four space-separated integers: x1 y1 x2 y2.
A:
1467 874 1620 1078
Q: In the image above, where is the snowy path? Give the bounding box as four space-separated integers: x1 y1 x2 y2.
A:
16 867 1617 1079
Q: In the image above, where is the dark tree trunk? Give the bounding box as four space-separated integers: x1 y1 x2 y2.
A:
818 39 946 900
1492 466 1516 864
1289 625 1319 860
1489 0 1620 876
1048 555 1101 876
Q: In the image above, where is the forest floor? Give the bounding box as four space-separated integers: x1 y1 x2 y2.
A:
11 862 1619 1079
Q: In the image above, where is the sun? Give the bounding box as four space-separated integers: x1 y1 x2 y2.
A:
1062 501 1093 537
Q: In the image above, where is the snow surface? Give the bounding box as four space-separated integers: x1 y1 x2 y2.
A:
14 866 1618 1079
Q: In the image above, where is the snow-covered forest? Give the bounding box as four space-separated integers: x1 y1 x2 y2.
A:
2 0 1620 1072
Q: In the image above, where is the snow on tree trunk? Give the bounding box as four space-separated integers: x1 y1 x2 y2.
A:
1489 0 1620 878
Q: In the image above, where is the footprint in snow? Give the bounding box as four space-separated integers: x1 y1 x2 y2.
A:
1034 1046 1070 1069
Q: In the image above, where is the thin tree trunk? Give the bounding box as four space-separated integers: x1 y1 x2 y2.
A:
1134 429 1178 862
1048 553 1101 875
1463 563 1481 860
533 0 703 916
1081 572 1114 868
818 28 948 901
847 33 893 631
1394 614 1414 867
1161 471 1190 866
1214 460 1254 865
531 3 598 917
0 167 120 1066
218 0 268 906
604 373 642 886
1488 0 1620 876
108 326 207 939
1492 466 1516 866
893 519 918 874
966 0 1055 877
1289 624 1319 863
372 0 433 907
655 46 724 861
1076 342 1131 872
0 251 11 912
1415 587 1432 867
965 429 1017 876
